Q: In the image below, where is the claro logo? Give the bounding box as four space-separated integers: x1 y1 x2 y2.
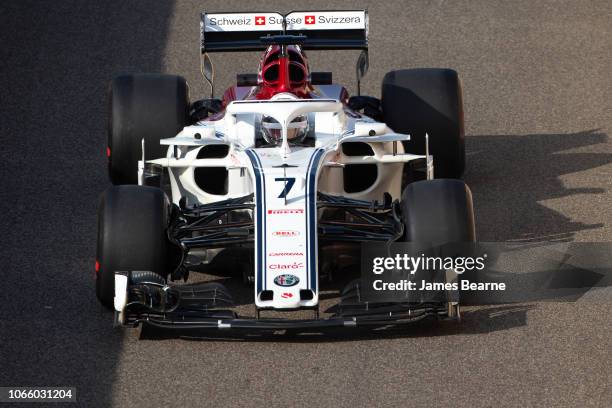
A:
272 230 299 237
269 262 304 270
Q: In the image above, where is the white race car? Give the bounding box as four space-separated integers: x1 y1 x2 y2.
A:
96 10 474 330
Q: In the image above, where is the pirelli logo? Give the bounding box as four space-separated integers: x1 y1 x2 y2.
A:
267 209 304 215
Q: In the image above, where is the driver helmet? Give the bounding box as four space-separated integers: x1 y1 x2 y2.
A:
261 115 308 146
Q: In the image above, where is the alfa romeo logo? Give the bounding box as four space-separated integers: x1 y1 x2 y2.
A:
274 274 300 287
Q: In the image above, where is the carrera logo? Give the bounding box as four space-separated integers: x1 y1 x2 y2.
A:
269 252 304 257
270 262 304 270
272 230 299 237
305 15 316 24
281 292 293 299
274 274 300 287
267 209 304 215
255 16 266 25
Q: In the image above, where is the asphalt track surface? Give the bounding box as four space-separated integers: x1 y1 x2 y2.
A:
1 1 611 407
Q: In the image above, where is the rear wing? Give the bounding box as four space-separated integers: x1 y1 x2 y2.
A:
200 10 368 52
199 10 369 97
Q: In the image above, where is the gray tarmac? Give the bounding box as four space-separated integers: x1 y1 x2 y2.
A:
1 1 610 407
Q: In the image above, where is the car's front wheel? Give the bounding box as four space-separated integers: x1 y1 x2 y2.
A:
400 179 475 244
399 179 475 318
96 185 175 309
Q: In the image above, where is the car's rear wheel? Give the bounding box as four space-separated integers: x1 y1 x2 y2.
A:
108 74 190 185
96 185 174 309
382 69 465 179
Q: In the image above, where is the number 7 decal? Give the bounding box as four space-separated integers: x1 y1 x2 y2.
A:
275 177 296 198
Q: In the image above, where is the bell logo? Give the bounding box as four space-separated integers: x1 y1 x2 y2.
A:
255 16 266 26
305 15 316 25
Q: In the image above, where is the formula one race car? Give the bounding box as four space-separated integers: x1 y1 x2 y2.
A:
96 10 475 331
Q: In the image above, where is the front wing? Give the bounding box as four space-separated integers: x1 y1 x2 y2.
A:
113 272 456 332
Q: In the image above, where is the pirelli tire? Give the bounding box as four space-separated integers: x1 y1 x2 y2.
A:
96 185 174 310
108 74 190 185
400 179 475 316
401 179 475 244
382 69 465 179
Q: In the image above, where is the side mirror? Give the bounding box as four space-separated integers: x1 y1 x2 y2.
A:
347 95 383 121
190 98 223 121
237 73 258 87
201 53 214 97
310 72 333 85
356 50 369 95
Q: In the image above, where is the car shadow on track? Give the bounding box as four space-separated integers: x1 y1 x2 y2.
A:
465 129 612 242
